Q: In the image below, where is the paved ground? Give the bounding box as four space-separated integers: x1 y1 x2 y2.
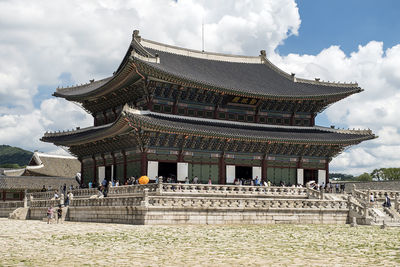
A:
0 218 399 266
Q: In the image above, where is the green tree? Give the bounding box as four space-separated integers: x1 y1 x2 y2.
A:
357 172 372 181
381 168 400 180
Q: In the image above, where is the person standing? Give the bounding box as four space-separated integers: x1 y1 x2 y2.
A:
208 177 212 185
57 205 63 224
47 206 54 224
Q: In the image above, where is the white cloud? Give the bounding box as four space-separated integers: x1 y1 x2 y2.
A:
272 41 400 175
0 0 300 155
0 0 398 176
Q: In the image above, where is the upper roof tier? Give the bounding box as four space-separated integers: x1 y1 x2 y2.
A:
54 30 362 101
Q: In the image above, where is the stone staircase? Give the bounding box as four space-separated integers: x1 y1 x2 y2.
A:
369 206 400 227
9 207 29 220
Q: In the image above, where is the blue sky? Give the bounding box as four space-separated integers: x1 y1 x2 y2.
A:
279 0 400 56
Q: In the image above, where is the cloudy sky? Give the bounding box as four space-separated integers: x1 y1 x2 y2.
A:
0 0 399 175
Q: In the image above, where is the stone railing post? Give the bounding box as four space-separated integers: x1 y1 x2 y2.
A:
395 194 399 211
367 188 371 206
363 202 368 219
157 179 163 196
351 184 356 196
141 189 149 207
23 189 28 208
320 189 324 200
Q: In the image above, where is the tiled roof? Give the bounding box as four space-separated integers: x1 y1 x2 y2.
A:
5 152 81 178
138 46 361 98
53 30 362 100
0 176 78 190
42 106 375 146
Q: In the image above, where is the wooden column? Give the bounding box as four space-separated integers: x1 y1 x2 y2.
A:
122 150 127 182
111 152 116 182
103 111 108 124
311 113 316 126
140 151 147 176
325 158 329 184
3 190 6 201
218 154 225 184
92 155 97 185
261 154 267 183
290 112 295 126
80 158 84 187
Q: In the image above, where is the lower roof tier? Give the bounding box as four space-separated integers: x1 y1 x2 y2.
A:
42 106 376 155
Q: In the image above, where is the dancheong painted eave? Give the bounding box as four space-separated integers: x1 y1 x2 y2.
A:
41 105 376 147
53 30 362 102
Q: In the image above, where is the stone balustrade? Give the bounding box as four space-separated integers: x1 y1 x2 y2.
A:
70 196 144 207
352 189 368 203
147 196 348 210
0 201 24 209
306 187 322 199
26 190 57 200
348 199 367 218
369 190 400 200
160 183 308 196
29 199 61 208
26 183 309 201
108 184 159 196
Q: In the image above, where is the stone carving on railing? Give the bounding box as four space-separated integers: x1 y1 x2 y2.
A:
147 196 348 210
29 199 60 208
70 196 144 207
305 187 322 199
160 183 308 196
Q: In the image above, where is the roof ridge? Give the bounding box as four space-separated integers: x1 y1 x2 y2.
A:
137 35 263 64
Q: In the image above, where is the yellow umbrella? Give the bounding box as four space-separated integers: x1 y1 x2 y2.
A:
138 176 149 185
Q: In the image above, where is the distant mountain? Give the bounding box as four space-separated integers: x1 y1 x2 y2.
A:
0 145 33 167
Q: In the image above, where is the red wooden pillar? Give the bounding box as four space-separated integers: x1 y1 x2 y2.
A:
140 151 147 176
261 154 267 183
310 113 316 126
92 155 97 185
325 159 329 184
122 150 127 182
2 190 6 201
218 154 225 184
291 112 295 126
111 152 116 181
80 158 85 187
103 111 108 124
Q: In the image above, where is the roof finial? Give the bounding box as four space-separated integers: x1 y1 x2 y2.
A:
260 50 266 57
132 29 141 42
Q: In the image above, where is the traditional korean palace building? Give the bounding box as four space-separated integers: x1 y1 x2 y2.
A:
42 30 375 186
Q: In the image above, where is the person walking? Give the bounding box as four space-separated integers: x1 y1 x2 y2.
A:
383 193 391 208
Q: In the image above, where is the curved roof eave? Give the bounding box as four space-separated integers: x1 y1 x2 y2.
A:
41 106 376 147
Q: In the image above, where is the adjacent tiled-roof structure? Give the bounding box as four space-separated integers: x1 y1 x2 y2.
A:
53 30 362 101
0 176 78 190
42 106 375 146
4 152 80 178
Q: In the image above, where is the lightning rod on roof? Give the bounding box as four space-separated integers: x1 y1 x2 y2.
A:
202 15 205 52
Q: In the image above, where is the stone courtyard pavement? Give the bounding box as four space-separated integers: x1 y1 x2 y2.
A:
0 218 399 266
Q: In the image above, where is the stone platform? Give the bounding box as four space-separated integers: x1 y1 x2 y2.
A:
2 183 400 226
